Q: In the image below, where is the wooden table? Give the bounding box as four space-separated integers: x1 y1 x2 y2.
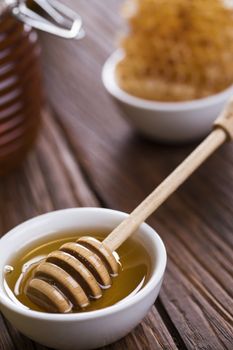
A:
0 1 233 349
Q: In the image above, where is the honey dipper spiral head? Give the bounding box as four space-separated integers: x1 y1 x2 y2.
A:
25 237 119 313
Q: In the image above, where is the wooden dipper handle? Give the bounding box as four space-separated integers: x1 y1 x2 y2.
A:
25 98 233 314
103 97 233 251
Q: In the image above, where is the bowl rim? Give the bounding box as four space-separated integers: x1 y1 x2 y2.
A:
102 49 233 111
0 207 167 322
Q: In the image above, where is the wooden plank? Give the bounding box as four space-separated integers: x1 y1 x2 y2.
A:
0 109 178 349
0 0 232 349
3 318 36 350
38 0 233 348
102 306 178 350
53 107 233 349
0 316 15 350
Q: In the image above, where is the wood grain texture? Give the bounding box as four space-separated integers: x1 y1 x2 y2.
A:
39 0 233 349
0 0 232 349
103 128 226 251
0 110 177 350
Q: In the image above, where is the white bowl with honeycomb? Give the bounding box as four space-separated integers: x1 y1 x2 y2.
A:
102 50 233 143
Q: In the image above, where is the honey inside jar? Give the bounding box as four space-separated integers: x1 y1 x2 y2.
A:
0 7 43 175
4 229 152 313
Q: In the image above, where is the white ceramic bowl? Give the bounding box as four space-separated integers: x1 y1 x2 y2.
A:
102 50 233 143
0 208 166 350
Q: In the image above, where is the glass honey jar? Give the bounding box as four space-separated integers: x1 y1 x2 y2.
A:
0 0 83 176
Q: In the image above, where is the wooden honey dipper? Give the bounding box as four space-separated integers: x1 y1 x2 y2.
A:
26 99 233 313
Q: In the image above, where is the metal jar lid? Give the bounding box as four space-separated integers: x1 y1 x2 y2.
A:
0 0 15 15
0 0 84 40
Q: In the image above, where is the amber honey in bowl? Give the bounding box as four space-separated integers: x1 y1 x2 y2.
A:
4 229 152 313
